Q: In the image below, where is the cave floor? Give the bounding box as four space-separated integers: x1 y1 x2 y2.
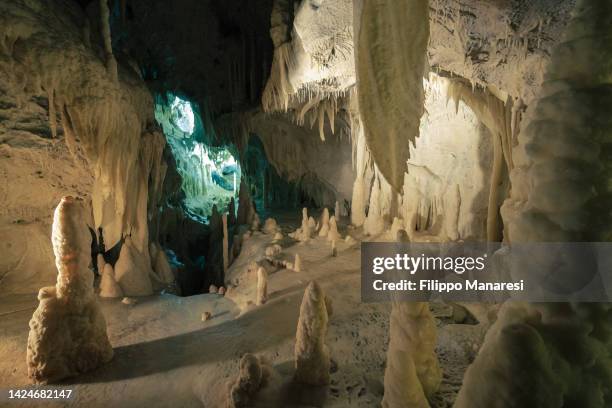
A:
0 213 486 407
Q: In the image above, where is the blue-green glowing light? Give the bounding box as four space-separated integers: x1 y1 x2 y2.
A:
170 96 195 134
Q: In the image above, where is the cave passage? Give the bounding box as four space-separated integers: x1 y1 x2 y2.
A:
155 94 241 219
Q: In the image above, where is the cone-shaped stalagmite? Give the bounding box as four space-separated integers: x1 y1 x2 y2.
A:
294 281 330 385
27 197 113 383
256 267 268 305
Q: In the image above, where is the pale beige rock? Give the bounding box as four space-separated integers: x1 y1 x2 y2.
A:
327 216 341 241
318 208 330 237
218 286 226 296
256 267 268 306
382 302 441 408
100 263 122 298
114 237 154 296
262 218 280 234
265 244 282 258
294 281 330 385
294 254 302 272
331 240 337 257
227 353 270 408
27 197 113 384
209 284 218 294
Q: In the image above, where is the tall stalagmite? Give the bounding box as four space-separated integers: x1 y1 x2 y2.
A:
27 197 113 383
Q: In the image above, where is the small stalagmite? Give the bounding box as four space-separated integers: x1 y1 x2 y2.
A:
100 263 123 298
294 281 330 386
294 254 302 272
27 197 113 384
334 201 341 218
227 353 270 408
263 218 280 234
318 208 330 237
308 216 317 231
327 216 341 241
331 240 337 257
256 267 268 305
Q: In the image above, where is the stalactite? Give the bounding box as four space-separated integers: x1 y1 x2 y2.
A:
99 0 118 82
355 0 430 192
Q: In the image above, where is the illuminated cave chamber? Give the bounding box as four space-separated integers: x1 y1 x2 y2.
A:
1 1 609 407
155 94 241 220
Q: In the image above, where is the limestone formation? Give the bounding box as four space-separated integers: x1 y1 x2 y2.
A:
294 281 330 386
227 353 270 408
263 218 280 234
331 240 337 257
265 244 282 258
382 302 441 408
327 216 341 241
256 267 268 305
209 284 218 294
318 208 330 237
294 254 302 272
100 263 123 298
114 237 154 296
27 197 113 384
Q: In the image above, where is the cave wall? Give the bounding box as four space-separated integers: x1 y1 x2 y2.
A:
0 0 169 296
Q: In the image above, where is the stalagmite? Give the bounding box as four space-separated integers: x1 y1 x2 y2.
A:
334 201 341 219
318 208 330 237
27 197 113 383
330 240 337 257
382 302 441 408
308 216 316 230
209 285 218 294
294 281 330 386
363 177 385 236
263 218 280 234
100 263 122 298
256 267 267 305
272 232 284 242
294 254 302 272
327 216 341 241
114 237 154 296
223 214 229 274
227 353 270 408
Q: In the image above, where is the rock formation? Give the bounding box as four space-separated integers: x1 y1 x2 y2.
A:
227 353 270 408
327 216 341 241
99 263 123 298
114 237 154 296
263 218 280 234
27 197 113 383
294 254 302 272
318 208 330 237
256 267 268 305
382 302 441 408
294 281 330 386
